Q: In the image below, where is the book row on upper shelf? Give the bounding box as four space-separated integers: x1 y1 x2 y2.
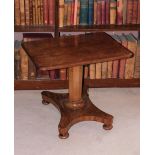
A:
14 32 140 81
14 0 140 27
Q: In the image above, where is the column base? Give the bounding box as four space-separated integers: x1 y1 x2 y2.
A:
41 89 113 139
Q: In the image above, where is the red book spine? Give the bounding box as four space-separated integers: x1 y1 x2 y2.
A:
101 0 106 25
29 0 33 25
137 0 140 24
112 60 119 78
126 0 133 24
132 0 138 24
105 0 110 24
49 0 55 26
49 70 55 79
117 0 123 25
60 69 67 80
97 2 102 25
43 0 49 24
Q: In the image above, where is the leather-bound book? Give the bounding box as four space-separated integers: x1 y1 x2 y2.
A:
67 1 71 26
101 0 106 25
71 0 74 25
40 0 44 24
59 0 65 27
107 61 113 78
15 0 20 25
29 0 33 25
96 1 102 25
35 0 39 25
102 61 108 79
63 1 68 26
19 47 28 80
43 0 49 24
80 0 89 25
137 0 140 24
19 0 25 25
88 0 94 25
49 0 55 26
132 0 138 24
125 33 137 79
119 33 128 79
126 0 133 24
25 0 30 25
37 0 41 25
110 0 117 24
117 0 123 25
32 0 36 24
96 63 102 79
73 0 78 25
134 40 140 78
89 64 96 79
84 65 89 79
60 68 67 80
14 40 21 79
93 0 97 24
123 0 127 24
105 0 110 24
76 0 80 25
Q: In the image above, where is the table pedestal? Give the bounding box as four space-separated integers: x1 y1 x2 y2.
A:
41 66 113 139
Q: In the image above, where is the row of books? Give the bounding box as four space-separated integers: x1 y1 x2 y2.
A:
59 0 140 27
14 32 140 81
15 0 55 26
14 0 140 27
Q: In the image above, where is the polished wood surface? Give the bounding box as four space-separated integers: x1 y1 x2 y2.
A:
22 32 133 71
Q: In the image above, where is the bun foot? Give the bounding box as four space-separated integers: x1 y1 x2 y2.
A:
103 124 113 130
42 100 50 105
59 132 69 139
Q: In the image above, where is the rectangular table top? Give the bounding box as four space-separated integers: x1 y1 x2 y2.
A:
22 32 133 70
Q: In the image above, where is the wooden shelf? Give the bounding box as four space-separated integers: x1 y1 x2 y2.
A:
14 25 55 32
59 24 140 32
14 78 140 90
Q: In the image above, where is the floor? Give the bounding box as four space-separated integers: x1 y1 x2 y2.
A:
14 88 140 155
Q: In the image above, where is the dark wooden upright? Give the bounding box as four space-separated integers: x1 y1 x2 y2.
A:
22 32 133 139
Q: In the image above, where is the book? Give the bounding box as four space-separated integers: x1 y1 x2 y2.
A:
125 33 137 79
80 0 89 25
25 0 30 25
14 40 21 79
105 0 110 24
119 33 128 79
123 0 127 24
137 0 140 24
117 0 123 25
29 0 33 25
49 0 55 25
63 2 68 26
102 61 108 79
67 1 72 26
76 0 81 25
19 0 25 25
60 68 67 80
132 0 138 24
32 0 36 24
110 0 117 24
94 0 97 24
84 65 89 79
107 61 113 78
59 0 65 27
126 0 133 24
89 64 96 79
101 0 106 25
88 0 94 25
43 0 49 24
73 0 78 25
96 1 102 25
96 63 102 79
134 40 140 78
15 0 20 25
35 0 38 25
40 0 44 24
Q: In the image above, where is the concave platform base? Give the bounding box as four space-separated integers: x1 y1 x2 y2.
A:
41 90 113 139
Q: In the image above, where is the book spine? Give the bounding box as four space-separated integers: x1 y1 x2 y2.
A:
67 2 71 25
117 0 123 25
93 0 97 24
20 47 28 80
49 0 55 25
105 0 110 24
80 0 88 25
132 0 138 24
29 0 33 25
102 62 108 79
59 0 65 27
107 61 113 78
96 1 102 25
95 63 102 79
110 0 117 24
15 0 21 25
49 70 55 79
71 1 75 25
20 0 25 25
73 0 78 25
60 68 67 80
84 65 89 79
137 0 140 24
32 0 36 24
88 0 94 25
112 60 119 78
37 0 41 25
25 0 30 25
123 0 127 24
40 0 44 24
76 0 80 25
35 0 39 24
43 0 49 24
126 0 133 24
101 0 106 25
89 64 95 79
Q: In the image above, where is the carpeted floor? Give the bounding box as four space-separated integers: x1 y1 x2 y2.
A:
14 88 140 155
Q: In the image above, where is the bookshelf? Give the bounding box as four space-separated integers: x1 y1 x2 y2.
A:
14 0 140 90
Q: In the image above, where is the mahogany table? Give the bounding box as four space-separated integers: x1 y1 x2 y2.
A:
22 32 133 139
